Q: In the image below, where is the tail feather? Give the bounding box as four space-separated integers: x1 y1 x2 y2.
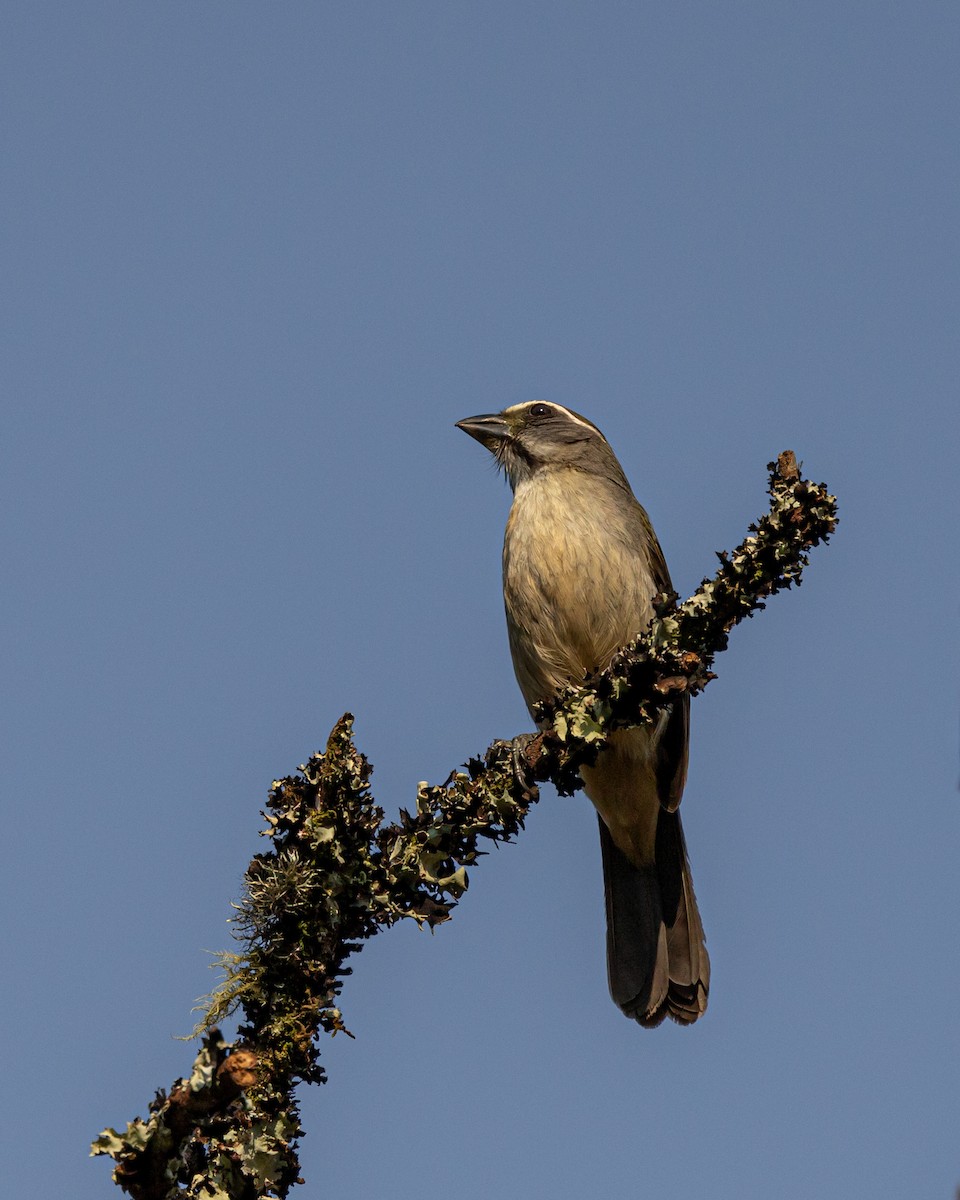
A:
599 812 709 1026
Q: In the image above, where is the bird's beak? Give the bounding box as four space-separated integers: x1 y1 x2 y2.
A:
456 413 510 451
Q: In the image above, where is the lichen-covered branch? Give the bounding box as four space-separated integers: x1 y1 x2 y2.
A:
92 452 837 1198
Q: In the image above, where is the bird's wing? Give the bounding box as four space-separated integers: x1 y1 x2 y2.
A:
656 691 689 812
643 525 689 813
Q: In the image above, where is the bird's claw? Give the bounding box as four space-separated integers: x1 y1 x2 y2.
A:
508 732 540 801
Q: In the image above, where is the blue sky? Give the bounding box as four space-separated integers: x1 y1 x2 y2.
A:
2 4 958 1197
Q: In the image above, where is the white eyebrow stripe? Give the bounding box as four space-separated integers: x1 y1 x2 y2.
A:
504 401 606 438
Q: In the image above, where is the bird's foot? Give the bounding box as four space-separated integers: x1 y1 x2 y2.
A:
507 732 541 803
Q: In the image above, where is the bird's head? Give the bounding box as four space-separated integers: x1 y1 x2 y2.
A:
456 401 627 491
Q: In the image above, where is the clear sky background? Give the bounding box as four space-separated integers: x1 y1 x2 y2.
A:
2 4 958 1198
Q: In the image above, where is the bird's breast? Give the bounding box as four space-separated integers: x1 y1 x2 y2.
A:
502 470 659 712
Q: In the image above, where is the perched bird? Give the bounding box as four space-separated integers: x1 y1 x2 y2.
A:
457 401 709 1026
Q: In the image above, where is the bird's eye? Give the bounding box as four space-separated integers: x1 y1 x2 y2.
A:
529 403 553 418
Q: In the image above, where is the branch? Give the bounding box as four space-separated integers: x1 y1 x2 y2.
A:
92 451 837 1198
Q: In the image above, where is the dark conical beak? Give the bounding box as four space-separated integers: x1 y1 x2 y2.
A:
456 413 510 452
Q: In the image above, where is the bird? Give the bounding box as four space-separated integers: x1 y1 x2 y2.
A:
456 400 709 1026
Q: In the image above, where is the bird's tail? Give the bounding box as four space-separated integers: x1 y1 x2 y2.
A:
599 810 709 1027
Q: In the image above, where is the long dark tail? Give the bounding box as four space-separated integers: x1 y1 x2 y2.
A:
599 810 710 1027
